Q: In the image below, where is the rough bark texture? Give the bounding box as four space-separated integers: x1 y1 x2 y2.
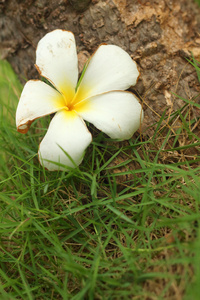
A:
0 0 200 135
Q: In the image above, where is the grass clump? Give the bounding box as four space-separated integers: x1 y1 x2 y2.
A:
195 0 200 6
0 59 200 300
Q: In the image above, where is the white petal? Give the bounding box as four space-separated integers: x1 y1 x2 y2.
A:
16 80 66 133
36 29 78 101
73 44 140 103
75 91 143 139
38 110 92 171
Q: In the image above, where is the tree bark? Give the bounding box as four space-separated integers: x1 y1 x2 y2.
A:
0 0 200 135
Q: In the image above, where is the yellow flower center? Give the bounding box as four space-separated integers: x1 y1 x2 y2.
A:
62 84 91 112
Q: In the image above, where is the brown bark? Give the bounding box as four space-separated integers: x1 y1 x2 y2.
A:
0 0 200 135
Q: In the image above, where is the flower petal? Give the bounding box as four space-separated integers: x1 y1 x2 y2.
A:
75 91 143 139
36 29 78 101
73 44 140 103
16 80 66 134
38 110 92 171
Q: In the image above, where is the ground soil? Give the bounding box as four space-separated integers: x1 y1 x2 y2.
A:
0 0 200 135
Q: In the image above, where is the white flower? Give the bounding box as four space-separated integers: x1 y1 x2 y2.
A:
16 29 143 171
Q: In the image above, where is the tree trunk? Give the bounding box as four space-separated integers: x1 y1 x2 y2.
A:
0 0 200 135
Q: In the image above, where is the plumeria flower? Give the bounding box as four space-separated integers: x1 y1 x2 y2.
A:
16 29 143 171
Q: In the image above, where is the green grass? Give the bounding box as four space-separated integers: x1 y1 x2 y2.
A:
0 59 200 300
